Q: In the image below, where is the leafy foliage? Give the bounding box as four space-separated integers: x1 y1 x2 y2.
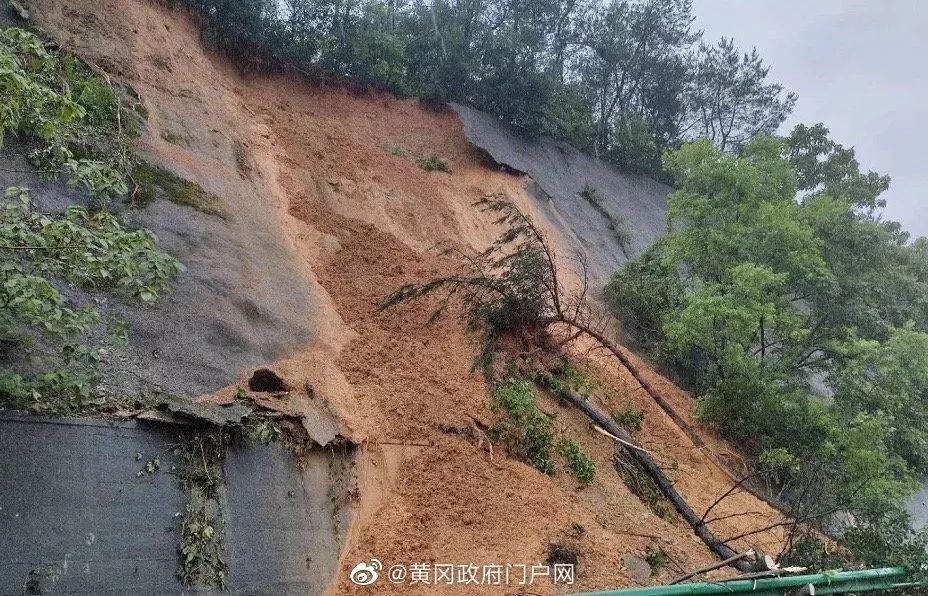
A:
644 546 669 575
833 325 928 473
606 112 662 177
547 355 595 400
614 447 671 520
491 378 556 475
0 28 134 203
787 123 890 211
242 417 284 446
606 241 682 347
0 187 182 412
178 505 226 589
609 128 928 572
0 27 182 413
612 405 645 435
557 437 595 486
491 377 596 485
176 433 227 589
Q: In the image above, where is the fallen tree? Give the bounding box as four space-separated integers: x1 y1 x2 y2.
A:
381 197 766 571
545 380 752 572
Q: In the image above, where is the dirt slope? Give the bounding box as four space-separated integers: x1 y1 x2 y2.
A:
26 1 785 593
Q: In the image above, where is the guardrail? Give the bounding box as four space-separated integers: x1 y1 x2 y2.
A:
570 567 915 595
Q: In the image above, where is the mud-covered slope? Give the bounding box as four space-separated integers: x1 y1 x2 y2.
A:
16 2 786 594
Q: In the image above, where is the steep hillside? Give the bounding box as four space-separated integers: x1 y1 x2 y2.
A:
453 103 670 288
20 1 786 593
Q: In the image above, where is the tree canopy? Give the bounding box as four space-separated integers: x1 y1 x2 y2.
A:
608 126 928 573
176 0 796 179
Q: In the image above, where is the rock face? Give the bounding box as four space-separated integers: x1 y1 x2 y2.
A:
622 554 654 583
452 102 670 290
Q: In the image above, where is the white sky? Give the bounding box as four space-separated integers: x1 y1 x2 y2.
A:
694 0 928 240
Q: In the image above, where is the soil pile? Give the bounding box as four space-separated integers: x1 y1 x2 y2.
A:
24 1 786 592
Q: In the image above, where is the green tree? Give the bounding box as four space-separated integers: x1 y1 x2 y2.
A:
574 0 698 157
175 0 800 175
785 125 928 339
833 325 928 473
327 2 408 93
686 38 797 152
787 123 890 211
606 111 661 175
610 132 928 572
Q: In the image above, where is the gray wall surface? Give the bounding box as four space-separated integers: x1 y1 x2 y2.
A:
452 103 670 290
0 414 354 595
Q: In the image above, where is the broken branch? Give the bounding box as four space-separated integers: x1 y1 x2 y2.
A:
592 424 654 455
671 550 754 584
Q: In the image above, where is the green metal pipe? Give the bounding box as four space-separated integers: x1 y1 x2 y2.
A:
570 567 911 596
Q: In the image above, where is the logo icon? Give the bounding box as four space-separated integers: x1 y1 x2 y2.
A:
349 559 382 586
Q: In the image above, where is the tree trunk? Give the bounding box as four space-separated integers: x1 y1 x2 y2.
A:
546 315 790 515
550 382 754 573
553 316 707 448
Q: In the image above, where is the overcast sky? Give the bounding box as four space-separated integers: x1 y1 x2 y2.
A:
693 1 927 240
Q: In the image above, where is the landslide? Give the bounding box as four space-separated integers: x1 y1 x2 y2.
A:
25 0 787 593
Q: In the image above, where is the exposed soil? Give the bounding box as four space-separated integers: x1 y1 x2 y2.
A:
26 1 787 593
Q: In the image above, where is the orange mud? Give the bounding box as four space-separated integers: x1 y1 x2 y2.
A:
28 1 787 593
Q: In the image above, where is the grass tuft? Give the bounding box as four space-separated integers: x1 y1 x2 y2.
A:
418 155 452 173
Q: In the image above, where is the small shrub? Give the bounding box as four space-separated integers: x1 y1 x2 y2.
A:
644 546 669 574
491 378 556 475
418 155 451 173
612 406 645 435
380 143 406 157
557 437 595 486
0 370 93 415
548 357 595 399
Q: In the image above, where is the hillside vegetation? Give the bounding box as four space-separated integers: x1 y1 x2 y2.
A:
5 0 928 593
174 0 794 179
608 134 928 573
0 26 182 413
